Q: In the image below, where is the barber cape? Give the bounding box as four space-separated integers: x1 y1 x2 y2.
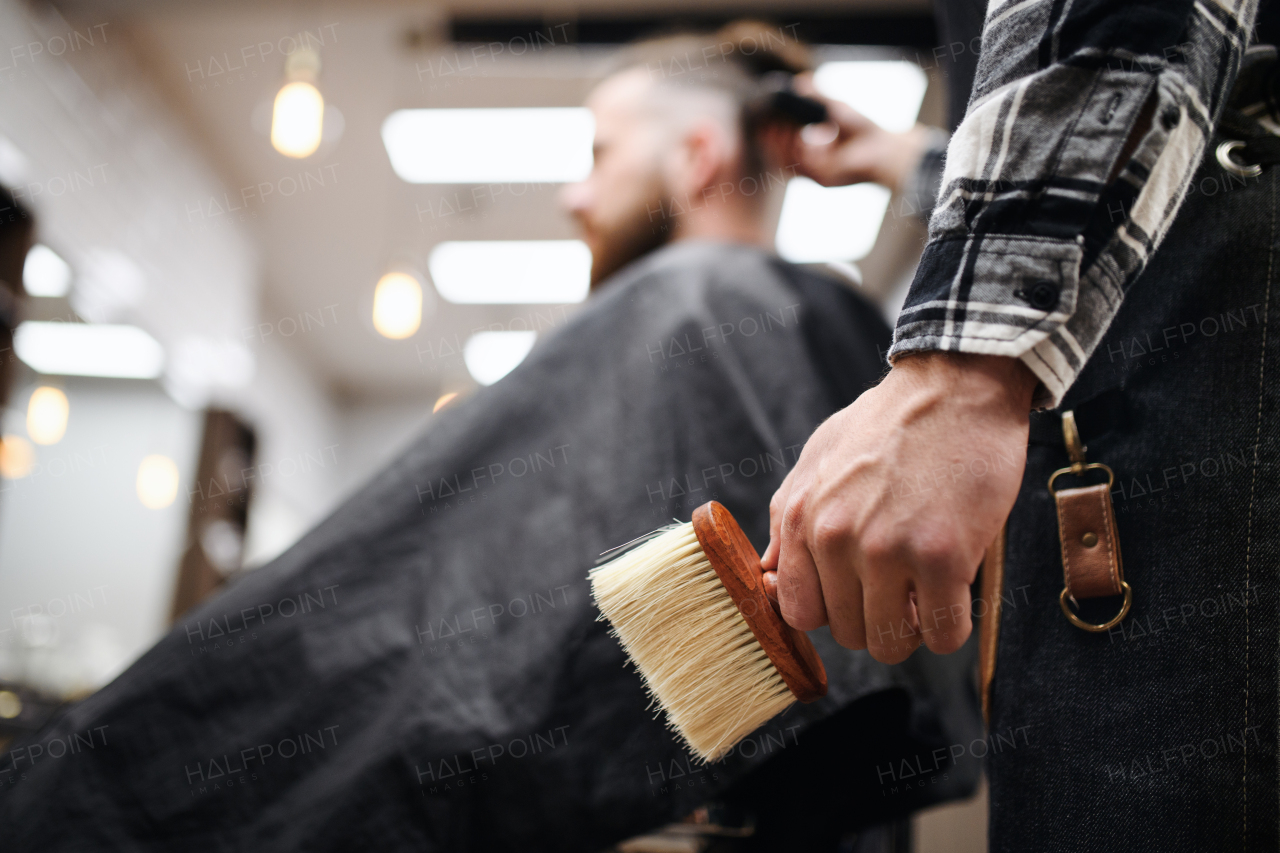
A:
0 241 981 851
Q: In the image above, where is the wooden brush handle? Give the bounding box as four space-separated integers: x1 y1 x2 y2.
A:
692 502 828 703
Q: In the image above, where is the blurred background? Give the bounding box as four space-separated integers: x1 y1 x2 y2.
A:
0 0 980 847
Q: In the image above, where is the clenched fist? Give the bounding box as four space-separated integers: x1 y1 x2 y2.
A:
761 352 1038 663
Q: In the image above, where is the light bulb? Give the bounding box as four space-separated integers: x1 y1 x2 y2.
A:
27 386 68 445
271 81 324 158
0 434 34 479
372 272 423 339
136 454 179 509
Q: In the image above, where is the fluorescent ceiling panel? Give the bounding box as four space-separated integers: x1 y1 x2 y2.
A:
812 61 929 133
23 244 72 297
14 322 165 379
464 331 537 386
775 179 892 263
429 240 591 304
382 108 594 183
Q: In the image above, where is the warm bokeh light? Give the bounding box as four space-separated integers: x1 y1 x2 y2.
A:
0 434 35 479
271 81 324 158
136 454 180 509
27 386 69 445
432 392 458 413
372 272 423 339
0 690 21 720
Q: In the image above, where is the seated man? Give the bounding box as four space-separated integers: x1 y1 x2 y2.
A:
0 25 979 851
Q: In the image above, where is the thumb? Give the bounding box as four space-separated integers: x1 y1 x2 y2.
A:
761 474 794 571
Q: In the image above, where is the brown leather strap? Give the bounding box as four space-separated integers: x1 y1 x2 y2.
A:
1053 482 1124 599
978 523 1007 726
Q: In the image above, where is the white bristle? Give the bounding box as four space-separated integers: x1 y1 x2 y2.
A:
589 522 795 762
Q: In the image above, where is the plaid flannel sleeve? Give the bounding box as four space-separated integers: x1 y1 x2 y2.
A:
889 0 1261 408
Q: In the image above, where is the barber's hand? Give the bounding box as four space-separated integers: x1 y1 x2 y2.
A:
783 75 933 194
760 352 1037 663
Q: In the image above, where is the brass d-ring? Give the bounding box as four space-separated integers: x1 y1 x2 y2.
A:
1047 461 1115 493
1059 581 1132 632
1216 140 1263 179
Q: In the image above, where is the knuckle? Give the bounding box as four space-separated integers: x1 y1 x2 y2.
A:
811 515 851 552
858 530 900 566
828 620 865 650
909 528 964 575
781 493 807 534
868 644 908 664
780 596 820 632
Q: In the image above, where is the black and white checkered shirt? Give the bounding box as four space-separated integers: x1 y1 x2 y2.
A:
890 0 1261 408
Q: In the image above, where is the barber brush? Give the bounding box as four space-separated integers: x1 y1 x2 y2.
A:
590 501 826 762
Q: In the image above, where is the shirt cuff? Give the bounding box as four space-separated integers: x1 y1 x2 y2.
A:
888 234 1088 409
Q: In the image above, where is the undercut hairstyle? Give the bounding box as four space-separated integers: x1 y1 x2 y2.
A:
608 21 814 181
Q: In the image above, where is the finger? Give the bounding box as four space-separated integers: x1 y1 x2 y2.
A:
774 497 829 631
790 74 844 116
917 582 973 655
761 474 795 571
762 570 778 605
862 574 922 664
790 76 872 135
791 72 818 97
808 519 867 649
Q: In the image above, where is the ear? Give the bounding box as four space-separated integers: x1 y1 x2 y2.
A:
665 120 733 199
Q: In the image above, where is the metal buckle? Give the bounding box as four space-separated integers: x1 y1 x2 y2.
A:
1049 410 1131 632
1046 411 1115 492
1059 581 1132 632
1216 140 1263 179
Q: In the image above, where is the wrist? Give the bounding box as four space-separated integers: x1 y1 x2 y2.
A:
891 351 1038 414
873 124 932 193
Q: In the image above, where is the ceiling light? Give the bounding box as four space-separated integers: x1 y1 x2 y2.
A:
428 241 590 304
382 108 594 183
464 331 536 386
372 272 423 339
136 454 179 509
272 82 324 158
775 179 892 263
14 321 165 379
23 244 72 297
812 61 929 133
0 434 34 479
26 386 68 446
272 48 325 158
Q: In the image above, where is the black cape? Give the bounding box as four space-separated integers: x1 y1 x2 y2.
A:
0 241 981 851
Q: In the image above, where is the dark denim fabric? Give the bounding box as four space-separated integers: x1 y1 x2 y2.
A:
989 98 1280 848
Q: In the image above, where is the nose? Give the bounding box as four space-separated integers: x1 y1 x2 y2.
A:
559 180 591 218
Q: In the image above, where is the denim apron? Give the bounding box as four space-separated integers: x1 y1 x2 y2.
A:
989 49 1280 851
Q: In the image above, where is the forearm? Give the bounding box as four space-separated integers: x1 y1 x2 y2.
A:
892 0 1261 408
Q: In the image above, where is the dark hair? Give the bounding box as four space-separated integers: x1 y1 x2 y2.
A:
0 184 33 298
610 20 814 179
0 184 32 407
